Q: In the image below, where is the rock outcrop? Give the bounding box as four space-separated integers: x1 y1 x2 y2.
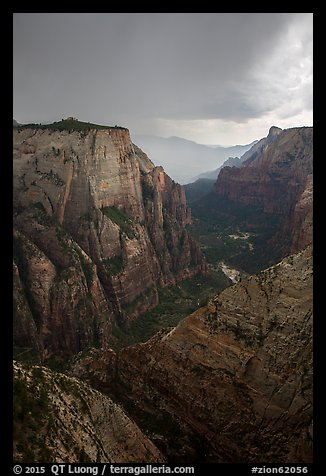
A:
238 125 282 166
111 246 313 463
289 175 313 254
13 120 207 357
13 361 164 463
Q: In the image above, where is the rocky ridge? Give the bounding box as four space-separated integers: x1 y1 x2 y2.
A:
13 361 164 463
238 125 282 165
15 245 313 463
78 246 312 463
13 121 207 357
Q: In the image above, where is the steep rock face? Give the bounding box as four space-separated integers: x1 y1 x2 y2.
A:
289 175 313 254
13 261 41 354
239 125 282 166
215 127 312 214
13 361 164 463
13 227 113 359
13 123 206 356
213 127 313 255
115 246 312 463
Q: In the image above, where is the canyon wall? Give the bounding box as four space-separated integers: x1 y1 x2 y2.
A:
113 246 312 463
214 127 313 254
13 123 207 357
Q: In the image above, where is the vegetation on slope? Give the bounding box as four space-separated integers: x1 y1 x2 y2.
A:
14 361 163 463
188 193 283 275
111 270 231 351
101 206 136 239
16 118 127 132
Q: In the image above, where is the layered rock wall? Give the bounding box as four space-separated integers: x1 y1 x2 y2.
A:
115 247 313 463
215 127 312 214
214 127 313 254
13 124 207 356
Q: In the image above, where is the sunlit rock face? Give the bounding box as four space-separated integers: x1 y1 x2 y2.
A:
13 123 207 357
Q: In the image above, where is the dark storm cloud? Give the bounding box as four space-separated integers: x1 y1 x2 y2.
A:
13 13 312 138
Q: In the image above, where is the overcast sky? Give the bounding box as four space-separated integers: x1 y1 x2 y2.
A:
13 13 313 145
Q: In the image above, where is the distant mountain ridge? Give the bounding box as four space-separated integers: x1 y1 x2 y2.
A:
184 147 258 203
186 127 282 184
190 155 243 182
133 134 257 184
239 126 282 165
188 128 284 182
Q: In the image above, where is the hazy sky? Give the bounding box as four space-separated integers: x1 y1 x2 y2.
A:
13 13 313 145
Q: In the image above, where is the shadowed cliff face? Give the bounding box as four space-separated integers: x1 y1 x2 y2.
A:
13 125 207 357
287 174 313 254
110 246 312 463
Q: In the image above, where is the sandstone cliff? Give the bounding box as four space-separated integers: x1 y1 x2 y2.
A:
13 120 207 357
239 125 282 166
215 127 312 213
110 246 312 463
213 127 313 255
13 361 164 463
289 175 313 254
